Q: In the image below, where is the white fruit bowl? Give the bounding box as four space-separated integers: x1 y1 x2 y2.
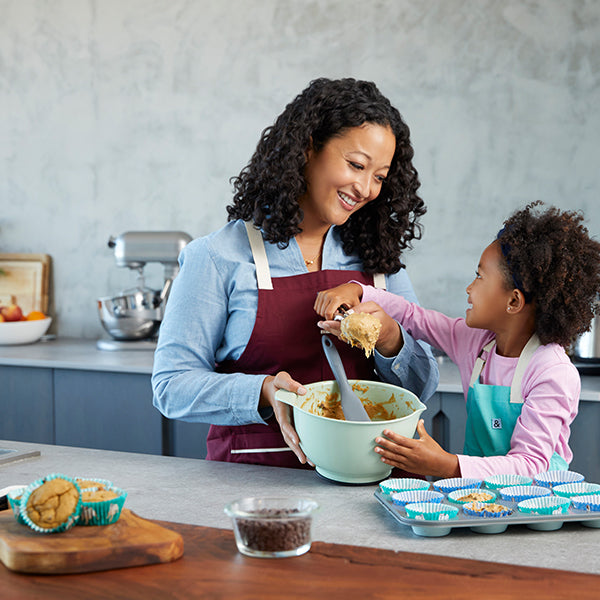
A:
0 318 52 345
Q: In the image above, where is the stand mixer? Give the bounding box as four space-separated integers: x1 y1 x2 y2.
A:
96 231 192 351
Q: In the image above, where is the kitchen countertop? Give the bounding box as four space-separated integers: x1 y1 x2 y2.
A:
1 337 600 401
1 439 599 576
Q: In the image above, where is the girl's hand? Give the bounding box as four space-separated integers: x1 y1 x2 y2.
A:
374 420 461 478
260 371 311 465
314 282 363 320
318 301 404 357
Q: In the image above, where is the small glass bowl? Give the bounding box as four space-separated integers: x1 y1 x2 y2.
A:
379 478 430 495
484 474 533 490
224 497 319 558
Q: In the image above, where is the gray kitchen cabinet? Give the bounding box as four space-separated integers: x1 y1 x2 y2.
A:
0 365 54 444
569 400 600 481
165 420 210 459
54 369 162 455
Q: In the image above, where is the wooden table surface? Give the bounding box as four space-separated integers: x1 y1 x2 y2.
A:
2 518 598 599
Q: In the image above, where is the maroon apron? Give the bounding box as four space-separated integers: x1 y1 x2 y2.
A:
206 227 380 467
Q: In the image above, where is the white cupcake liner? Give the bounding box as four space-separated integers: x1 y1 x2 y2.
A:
379 477 430 495
518 495 571 516
405 502 459 521
552 482 600 499
433 477 482 494
447 488 497 505
391 490 444 507
463 501 512 518
533 470 584 488
484 474 533 490
20 473 82 533
498 485 551 502
570 494 600 512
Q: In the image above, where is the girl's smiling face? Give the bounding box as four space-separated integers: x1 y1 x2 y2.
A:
299 123 395 230
465 241 514 331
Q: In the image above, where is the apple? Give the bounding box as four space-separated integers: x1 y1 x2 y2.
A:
0 303 23 322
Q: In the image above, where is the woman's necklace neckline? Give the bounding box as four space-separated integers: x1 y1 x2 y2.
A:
303 248 322 266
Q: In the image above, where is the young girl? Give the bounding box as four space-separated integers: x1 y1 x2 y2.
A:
315 202 600 478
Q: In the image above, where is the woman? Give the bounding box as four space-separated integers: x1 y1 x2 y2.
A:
152 77 439 468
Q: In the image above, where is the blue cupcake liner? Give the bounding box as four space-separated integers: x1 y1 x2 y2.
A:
77 486 127 526
463 501 512 518
483 474 533 490
7 487 27 525
391 490 444 507
379 478 430 495
533 470 584 488
570 494 600 512
433 477 482 494
552 482 600 498
20 473 82 533
498 485 552 502
405 502 459 521
447 488 497 504
518 495 571 516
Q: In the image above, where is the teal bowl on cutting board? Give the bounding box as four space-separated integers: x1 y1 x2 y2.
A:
275 379 426 484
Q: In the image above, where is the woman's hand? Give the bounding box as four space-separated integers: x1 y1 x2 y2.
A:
314 282 363 320
318 301 405 357
374 420 460 478
260 371 311 465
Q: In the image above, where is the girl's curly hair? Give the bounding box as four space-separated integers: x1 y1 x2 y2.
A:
226 77 426 273
497 201 600 347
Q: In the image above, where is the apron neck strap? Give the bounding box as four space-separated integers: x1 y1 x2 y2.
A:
245 221 273 290
244 221 386 290
468 335 541 403
510 334 541 403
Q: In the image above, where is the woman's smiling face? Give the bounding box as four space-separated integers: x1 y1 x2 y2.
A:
300 123 396 229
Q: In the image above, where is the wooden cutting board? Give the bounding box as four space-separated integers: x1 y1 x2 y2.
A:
0 509 184 574
0 253 51 314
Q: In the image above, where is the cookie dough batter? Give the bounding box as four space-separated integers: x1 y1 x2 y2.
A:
339 312 382 357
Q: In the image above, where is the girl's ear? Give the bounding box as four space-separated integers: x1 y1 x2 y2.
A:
507 289 526 313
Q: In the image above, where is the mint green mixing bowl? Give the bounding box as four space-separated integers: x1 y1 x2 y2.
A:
275 380 426 484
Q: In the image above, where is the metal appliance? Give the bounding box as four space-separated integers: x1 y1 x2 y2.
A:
573 310 600 363
97 231 192 351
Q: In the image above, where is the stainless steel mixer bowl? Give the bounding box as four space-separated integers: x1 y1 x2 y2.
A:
97 291 163 341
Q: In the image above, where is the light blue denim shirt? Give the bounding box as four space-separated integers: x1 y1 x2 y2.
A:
152 219 439 425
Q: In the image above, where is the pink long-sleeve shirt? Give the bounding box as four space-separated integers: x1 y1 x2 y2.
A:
360 284 580 479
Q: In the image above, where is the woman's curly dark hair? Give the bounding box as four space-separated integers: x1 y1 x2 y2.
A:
497 201 600 347
226 77 426 273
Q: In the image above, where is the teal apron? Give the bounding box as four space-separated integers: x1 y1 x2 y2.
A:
463 334 568 471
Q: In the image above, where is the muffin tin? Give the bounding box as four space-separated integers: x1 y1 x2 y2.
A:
375 476 600 537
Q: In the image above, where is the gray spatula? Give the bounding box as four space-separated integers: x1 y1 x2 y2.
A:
321 334 370 422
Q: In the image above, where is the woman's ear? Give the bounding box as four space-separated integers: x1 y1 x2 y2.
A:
507 289 526 313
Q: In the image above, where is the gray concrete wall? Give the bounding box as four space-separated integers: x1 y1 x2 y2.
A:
1 0 598 338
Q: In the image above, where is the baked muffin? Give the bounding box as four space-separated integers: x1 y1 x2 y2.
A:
22 474 81 533
75 477 112 490
78 486 127 526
